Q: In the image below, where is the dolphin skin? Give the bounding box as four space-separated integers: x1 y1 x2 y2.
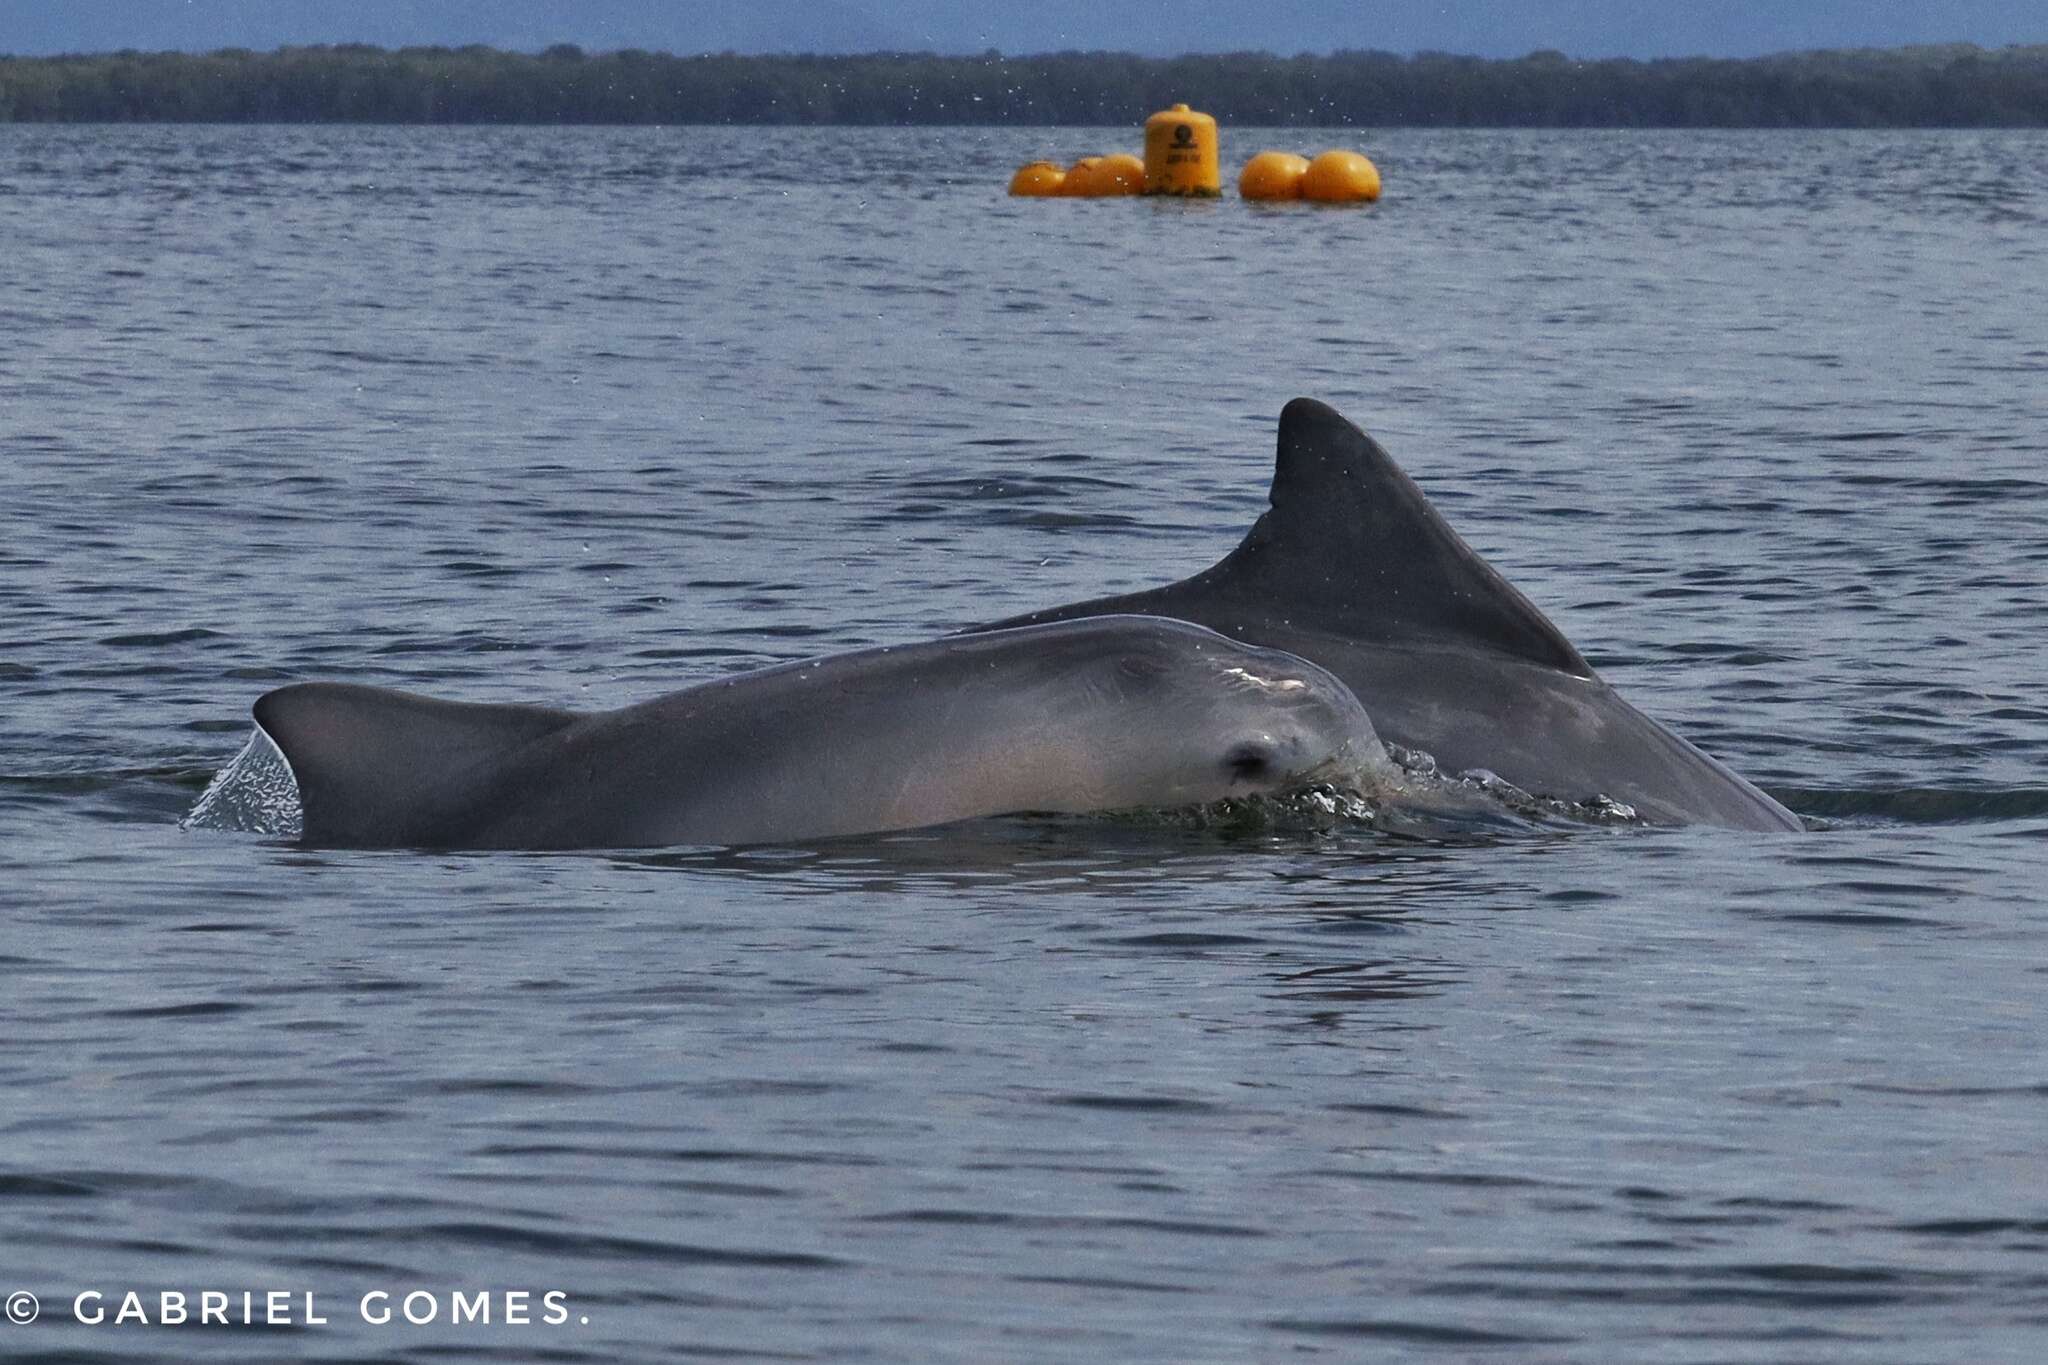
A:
986 400 1801 832
254 615 1390 849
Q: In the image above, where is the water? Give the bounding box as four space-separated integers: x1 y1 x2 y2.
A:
3 124 2046 1361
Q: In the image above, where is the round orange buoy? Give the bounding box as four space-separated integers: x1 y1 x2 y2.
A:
1301 149 1382 203
1059 156 1107 196
1008 160 1066 196
1238 150 1310 201
1095 152 1145 195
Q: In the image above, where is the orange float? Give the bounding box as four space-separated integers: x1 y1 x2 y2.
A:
1007 160 1066 196
1239 150 1310 201
1058 156 1107 195
1301 149 1382 203
1093 152 1145 195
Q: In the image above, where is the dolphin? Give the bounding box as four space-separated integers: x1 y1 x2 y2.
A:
251 615 1391 849
984 399 1801 832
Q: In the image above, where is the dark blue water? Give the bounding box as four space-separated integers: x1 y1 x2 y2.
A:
3 124 2046 1361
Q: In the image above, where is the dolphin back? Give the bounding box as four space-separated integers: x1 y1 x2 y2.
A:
253 683 577 846
1202 399 1592 673
976 398 1802 832
995 398 1591 675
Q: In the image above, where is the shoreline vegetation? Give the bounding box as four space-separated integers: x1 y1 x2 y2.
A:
1 43 2044 127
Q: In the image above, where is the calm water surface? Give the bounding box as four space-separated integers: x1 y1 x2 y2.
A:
2 125 2047 1361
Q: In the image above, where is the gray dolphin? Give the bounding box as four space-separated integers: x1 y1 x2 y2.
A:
985 399 1800 832
252 615 1390 849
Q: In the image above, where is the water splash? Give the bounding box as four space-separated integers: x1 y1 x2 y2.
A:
1107 745 1646 843
1374 746 1643 833
182 728 303 838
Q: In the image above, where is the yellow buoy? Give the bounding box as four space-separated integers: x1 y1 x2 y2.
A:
1143 103 1220 197
1301 149 1382 203
1095 152 1145 195
1238 150 1310 201
1059 156 1108 196
1061 154 1143 197
1008 160 1066 196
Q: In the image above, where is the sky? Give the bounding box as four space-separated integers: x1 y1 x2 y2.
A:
2 0 2042 60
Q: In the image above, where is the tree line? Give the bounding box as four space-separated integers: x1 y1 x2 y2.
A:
2 43 2044 126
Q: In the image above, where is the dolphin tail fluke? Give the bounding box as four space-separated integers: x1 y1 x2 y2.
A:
253 682 576 846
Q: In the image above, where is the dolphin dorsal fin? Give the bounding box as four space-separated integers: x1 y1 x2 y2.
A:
254 683 576 846
1187 398 1592 677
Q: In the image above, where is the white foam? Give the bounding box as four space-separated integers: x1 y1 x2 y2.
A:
182 728 304 838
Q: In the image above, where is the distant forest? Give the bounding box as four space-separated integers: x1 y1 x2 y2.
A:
2 43 2045 126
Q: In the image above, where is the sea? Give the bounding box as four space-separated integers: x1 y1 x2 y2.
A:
2 123 2046 1362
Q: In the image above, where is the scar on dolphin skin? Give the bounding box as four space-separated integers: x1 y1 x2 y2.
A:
1220 667 1311 694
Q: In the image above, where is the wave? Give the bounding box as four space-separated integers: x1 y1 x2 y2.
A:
1771 785 2048 826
